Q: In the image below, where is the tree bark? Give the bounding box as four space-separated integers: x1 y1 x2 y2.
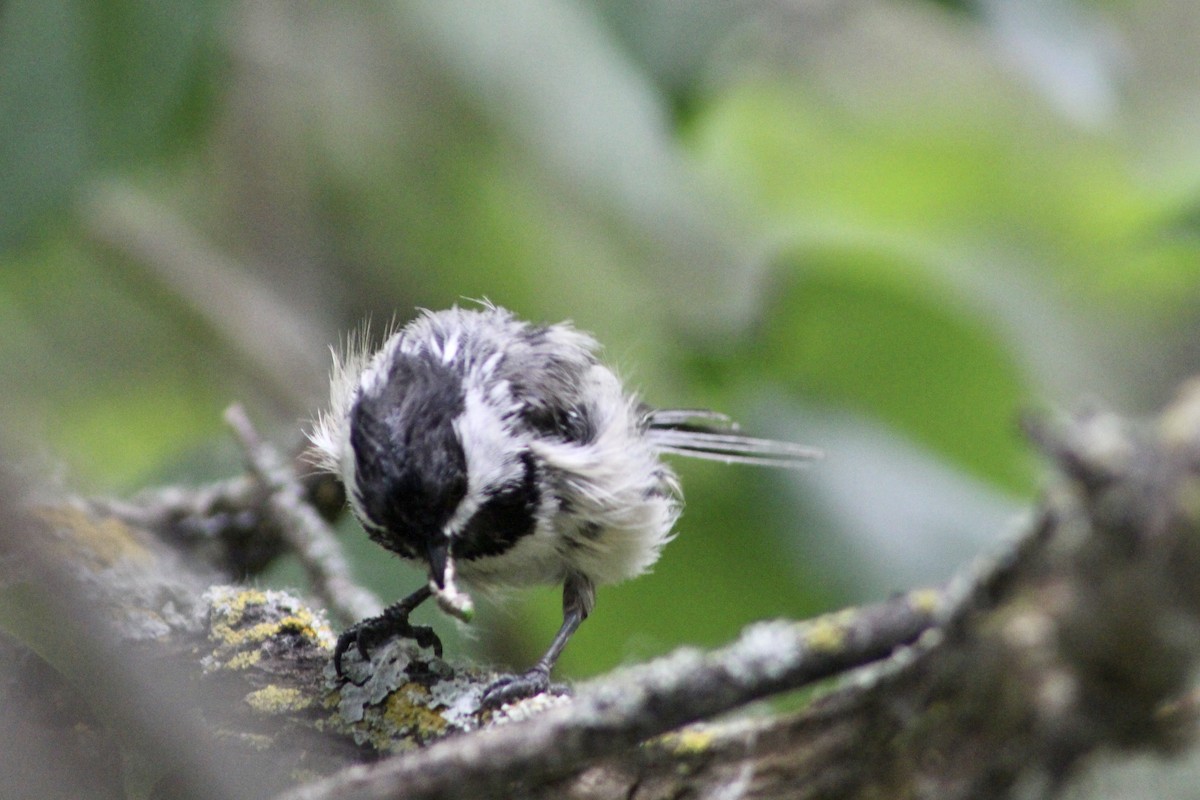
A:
5 384 1200 799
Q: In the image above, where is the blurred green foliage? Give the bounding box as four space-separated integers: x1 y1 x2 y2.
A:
4 0 1200 684
0 0 214 248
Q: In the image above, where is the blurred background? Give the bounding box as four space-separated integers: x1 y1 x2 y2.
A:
4 0 1200 729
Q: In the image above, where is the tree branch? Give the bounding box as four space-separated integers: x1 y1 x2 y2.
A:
8 383 1200 799
277 591 943 800
278 382 1200 798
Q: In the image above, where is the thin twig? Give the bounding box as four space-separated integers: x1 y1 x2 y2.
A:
87 475 258 529
225 403 381 624
275 590 942 800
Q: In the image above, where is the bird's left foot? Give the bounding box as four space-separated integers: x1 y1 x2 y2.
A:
481 665 563 709
332 605 442 681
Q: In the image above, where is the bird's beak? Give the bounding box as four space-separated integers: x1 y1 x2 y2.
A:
425 540 449 589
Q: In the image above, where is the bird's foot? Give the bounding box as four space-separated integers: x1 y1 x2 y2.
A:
481 665 566 709
333 605 443 681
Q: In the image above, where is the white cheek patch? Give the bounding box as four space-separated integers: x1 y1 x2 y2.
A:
448 385 524 539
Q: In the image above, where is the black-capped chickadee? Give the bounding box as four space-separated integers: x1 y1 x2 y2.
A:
308 304 819 706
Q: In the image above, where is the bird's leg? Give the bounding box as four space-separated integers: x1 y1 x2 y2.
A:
333 584 440 679
481 572 595 708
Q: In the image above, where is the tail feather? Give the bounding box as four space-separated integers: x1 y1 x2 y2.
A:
645 409 822 468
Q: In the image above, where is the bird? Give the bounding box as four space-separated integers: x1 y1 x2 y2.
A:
307 303 819 707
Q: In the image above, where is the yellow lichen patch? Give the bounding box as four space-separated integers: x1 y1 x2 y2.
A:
212 588 269 628
210 616 269 649
805 616 847 653
245 685 313 715
276 614 322 641
216 730 275 752
210 600 321 650
662 727 715 755
36 507 151 568
205 588 332 673
225 650 263 670
217 616 317 649
382 685 447 736
908 588 942 615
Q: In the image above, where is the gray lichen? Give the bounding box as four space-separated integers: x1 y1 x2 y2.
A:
326 636 500 748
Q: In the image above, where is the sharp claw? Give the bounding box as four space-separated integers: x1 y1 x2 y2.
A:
331 606 443 682
333 627 359 678
412 626 443 658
